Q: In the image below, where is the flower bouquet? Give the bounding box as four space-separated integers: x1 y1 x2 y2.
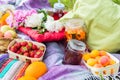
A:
11 9 65 42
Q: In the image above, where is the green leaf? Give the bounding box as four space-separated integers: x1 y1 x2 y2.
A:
37 10 47 22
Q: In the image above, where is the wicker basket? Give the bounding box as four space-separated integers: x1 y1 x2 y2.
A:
0 9 16 53
0 38 13 53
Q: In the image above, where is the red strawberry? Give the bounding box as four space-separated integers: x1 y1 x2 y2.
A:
14 42 21 49
39 46 45 51
20 41 28 46
27 42 33 49
32 44 38 50
29 51 35 58
10 46 17 52
20 46 28 53
23 52 29 57
26 45 31 50
34 50 43 58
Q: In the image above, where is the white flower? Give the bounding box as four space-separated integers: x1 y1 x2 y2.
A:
25 13 44 28
45 20 64 32
47 15 54 22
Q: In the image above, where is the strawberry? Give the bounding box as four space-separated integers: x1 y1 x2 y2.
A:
32 44 38 50
17 50 22 55
34 50 43 58
23 52 29 57
20 41 28 46
26 45 31 50
27 42 33 48
14 42 21 49
20 46 28 53
29 51 35 58
10 46 17 52
39 46 45 51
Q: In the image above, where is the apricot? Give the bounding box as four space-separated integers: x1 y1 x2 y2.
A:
83 53 91 61
99 50 107 56
99 56 110 66
90 50 99 58
94 63 103 68
95 56 101 63
109 59 116 65
87 58 97 66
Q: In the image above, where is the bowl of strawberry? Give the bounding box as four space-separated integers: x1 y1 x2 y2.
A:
8 39 46 62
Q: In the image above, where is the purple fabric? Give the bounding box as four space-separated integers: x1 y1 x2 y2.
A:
17 31 32 40
16 0 51 10
0 54 9 62
43 42 64 69
38 65 100 80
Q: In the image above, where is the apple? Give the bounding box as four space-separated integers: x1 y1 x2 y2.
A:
0 25 12 33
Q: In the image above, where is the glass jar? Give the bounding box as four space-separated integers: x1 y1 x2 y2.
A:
53 3 65 20
65 19 86 41
63 39 86 65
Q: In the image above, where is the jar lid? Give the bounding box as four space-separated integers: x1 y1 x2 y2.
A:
68 39 86 52
54 3 65 10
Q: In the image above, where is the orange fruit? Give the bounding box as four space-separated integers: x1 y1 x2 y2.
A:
18 76 37 80
87 58 97 66
25 61 47 79
83 53 91 61
90 50 99 58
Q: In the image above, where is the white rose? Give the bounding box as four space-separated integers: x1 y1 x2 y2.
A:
45 20 64 32
25 13 44 28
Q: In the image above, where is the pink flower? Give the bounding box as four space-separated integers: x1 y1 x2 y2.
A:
6 9 37 27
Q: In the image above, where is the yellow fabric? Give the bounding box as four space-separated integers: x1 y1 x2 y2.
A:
60 0 120 52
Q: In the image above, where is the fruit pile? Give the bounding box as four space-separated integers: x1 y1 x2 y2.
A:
83 50 116 68
0 25 17 39
9 41 45 58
